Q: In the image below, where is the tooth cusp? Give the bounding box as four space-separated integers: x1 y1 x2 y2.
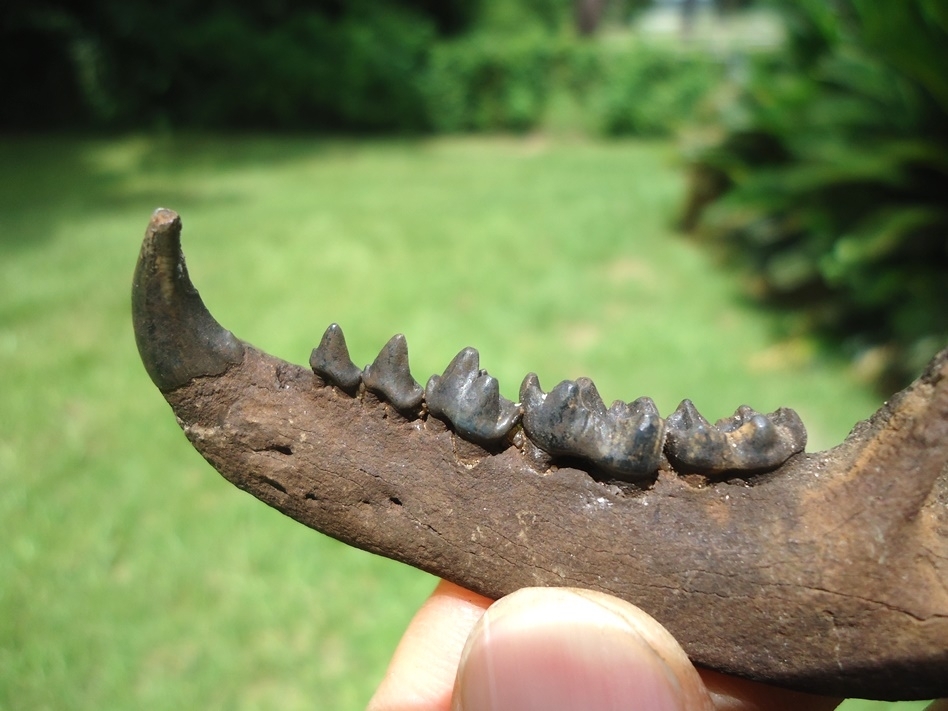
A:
773 407 807 447
362 334 424 412
665 400 807 474
717 405 806 470
309 328 806 476
310 324 362 393
425 348 521 445
520 375 664 482
664 399 728 472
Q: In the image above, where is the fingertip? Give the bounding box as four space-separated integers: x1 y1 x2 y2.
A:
453 587 713 711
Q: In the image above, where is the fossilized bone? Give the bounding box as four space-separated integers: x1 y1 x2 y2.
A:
132 208 948 701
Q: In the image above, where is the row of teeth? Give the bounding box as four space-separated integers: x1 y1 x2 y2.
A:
309 324 807 483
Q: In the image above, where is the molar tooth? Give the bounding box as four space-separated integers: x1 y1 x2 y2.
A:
619 397 665 475
770 407 808 448
718 406 779 449
362 334 424 412
665 399 730 472
309 324 362 393
519 372 546 411
718 405 807 471
520 375 664 482
425 348 521 445
665 400 807 474
520 375 588 453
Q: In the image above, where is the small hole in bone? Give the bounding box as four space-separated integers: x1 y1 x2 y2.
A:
261 476 287 494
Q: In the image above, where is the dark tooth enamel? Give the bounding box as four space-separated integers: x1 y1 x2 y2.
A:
132 209 245 393
520 374 665 482
425 347 521 445
309 323 362 393
620 396 665 474
717 405 807 470
719 406 779 449
362 334 424 412
665 400 807 474
664 399 729 472
770 407 808 447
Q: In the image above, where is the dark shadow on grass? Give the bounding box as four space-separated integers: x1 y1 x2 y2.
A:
0 133 345 254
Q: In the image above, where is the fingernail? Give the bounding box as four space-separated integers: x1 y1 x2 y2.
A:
453 588 699 711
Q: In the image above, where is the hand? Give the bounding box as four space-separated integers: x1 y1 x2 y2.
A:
368 580 845 711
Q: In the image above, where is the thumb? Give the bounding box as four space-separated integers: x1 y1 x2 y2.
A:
452 587 713 711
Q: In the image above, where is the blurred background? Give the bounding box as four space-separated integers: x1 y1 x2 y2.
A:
1 0 945 708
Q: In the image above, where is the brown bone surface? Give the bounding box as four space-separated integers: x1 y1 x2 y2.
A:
132 209 948 701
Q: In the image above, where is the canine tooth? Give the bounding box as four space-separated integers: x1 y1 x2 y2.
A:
362 334 424 411
309 324 362 393
520 374 664 482
132 209 245 392
425 347 521 445
665 400 807 474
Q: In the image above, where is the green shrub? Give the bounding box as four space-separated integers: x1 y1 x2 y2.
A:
587 44 723 136
425 33 723 135
424 30 556 132
683 0 948 386
4 3 721 134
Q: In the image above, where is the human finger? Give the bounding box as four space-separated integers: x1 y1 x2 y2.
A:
452 587 713 711
367 580 493 711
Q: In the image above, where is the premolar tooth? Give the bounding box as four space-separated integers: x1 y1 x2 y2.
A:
362 334 424 412
425 347 521 445
665 400 807 474
309 324 362 393
520 374 665 482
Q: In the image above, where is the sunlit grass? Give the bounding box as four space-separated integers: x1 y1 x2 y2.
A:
0 134 918 709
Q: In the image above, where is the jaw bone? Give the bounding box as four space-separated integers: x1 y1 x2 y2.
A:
133 209 948 701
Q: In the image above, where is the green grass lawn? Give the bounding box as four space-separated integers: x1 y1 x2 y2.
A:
0 134 928 710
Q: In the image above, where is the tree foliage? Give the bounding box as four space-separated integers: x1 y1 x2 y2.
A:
1 0 720 136
0 0 473 130
684 0 948 386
